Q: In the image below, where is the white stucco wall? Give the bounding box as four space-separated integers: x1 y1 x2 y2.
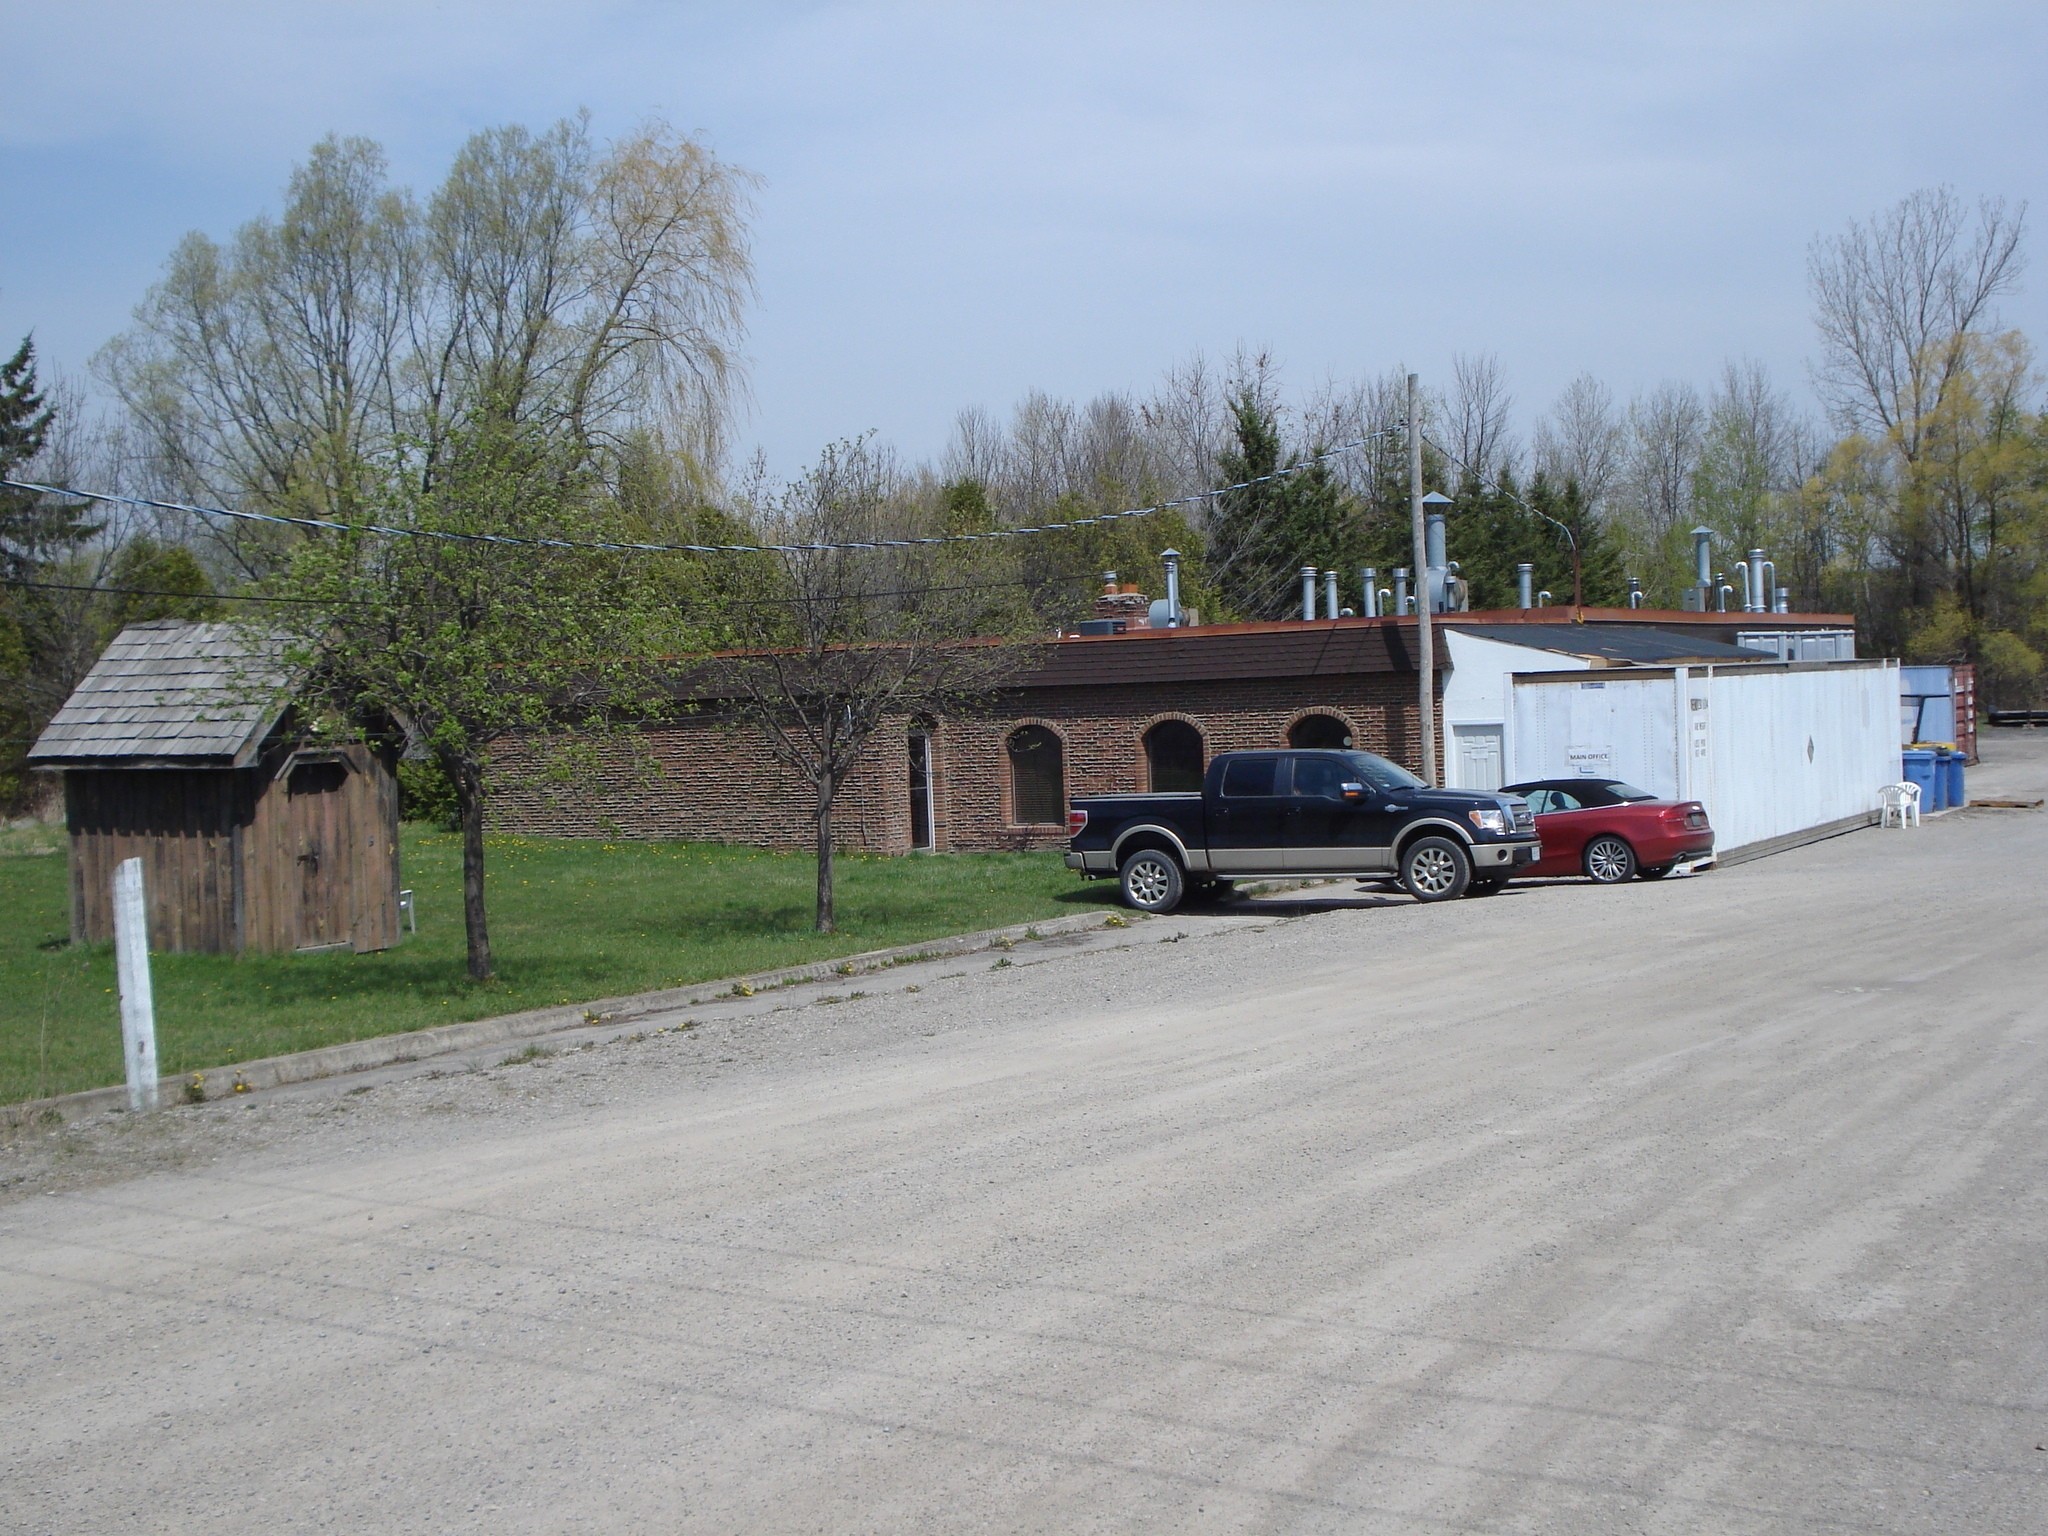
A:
1440 630 1590 790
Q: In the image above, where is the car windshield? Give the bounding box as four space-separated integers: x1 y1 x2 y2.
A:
1606 781 1658 801
1344 751 1425 791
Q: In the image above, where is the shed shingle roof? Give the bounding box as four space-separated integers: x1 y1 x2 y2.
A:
29 621 293 768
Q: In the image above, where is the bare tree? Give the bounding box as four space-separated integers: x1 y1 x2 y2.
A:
1809 187 2026 458
1141 351 1231 497
1620 381 1707 544
940 404 1007 490
1533 372 1625 518
1444 352 1518 483
719 438 1034 932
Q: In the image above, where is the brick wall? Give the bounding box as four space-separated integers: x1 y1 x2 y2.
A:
488 672 1438 855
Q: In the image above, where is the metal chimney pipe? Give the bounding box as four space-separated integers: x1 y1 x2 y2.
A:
1361 566 1378 618
1757 555 1776 614
1516 563 1534 610
1393 567 1411 615
1537 589 1553 607
1775 585 1790 615
1746 550 1768 613
1627 577 1643 609
1160 548 1182 626
1301 566 1318 622
1324 568 1339 621
1692 528 1713 587
1716 578 1733 613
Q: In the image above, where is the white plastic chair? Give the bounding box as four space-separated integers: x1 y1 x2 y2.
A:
1878 782 1921 829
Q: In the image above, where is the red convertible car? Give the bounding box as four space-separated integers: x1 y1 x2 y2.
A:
1502 778 1715 883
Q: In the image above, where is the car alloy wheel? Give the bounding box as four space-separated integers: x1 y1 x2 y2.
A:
1584 835 1636 884
1118 849 1184 914
1400 836 1469 902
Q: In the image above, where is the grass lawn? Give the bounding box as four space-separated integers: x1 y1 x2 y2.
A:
0 822 1105 1104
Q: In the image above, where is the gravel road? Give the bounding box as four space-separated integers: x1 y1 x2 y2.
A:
4 737 2046 1533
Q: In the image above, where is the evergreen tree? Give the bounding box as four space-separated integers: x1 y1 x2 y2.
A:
1208 390 1367 619
0 337 95 580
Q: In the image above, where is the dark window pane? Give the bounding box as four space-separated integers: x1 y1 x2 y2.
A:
1007 725 1065 824
1291 755 1345 799
1606 781 1657 801
1144 720 1205 792
1287 714 1352 749
1221 757 1278 797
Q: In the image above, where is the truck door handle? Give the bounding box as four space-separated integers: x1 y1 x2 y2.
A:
1384 803 1407 812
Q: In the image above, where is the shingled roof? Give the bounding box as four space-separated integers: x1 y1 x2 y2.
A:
28 620 294 769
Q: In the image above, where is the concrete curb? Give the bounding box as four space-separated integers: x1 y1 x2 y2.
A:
3 902 1173 1129
0 874 1351 1129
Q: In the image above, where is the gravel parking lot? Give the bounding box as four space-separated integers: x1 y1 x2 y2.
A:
4 735 2046 1533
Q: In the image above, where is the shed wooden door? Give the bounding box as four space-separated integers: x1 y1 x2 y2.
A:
286 759 351 949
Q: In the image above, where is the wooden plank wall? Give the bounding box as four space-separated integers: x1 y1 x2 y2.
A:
62 745 401 956
66 770 239 952
236 745 401 954
347 745 402 954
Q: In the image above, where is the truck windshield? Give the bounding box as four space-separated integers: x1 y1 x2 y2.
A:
1345 751 1425 790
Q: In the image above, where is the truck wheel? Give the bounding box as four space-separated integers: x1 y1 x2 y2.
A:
1583 835 1636 884
1118 849 1185 914
1400 836 1470 902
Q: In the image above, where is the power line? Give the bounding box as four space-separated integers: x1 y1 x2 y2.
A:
2 568 1113 612
1 575 345 606
0 431 1393 560
1422 430 1585 607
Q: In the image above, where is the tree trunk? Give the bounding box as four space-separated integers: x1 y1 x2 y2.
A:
814 774 836 934
452 753 494 981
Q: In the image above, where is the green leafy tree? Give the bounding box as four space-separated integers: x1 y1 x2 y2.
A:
100 537 225 632
271 416 679 981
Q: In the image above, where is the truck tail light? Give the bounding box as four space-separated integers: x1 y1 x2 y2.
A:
1066 808 1088 836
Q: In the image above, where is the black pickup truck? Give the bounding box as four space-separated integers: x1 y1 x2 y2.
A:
1065 748 1540 912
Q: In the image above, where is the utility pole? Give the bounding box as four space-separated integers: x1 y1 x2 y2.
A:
1408 372 1436 787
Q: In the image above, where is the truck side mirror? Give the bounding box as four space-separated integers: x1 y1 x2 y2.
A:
1340 782 1366 801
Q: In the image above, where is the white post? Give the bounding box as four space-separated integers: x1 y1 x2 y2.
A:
113 858 159 1112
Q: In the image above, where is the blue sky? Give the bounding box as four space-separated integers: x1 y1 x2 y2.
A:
4 1 2043 475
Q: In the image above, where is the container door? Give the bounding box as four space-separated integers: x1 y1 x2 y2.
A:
287 758 351 950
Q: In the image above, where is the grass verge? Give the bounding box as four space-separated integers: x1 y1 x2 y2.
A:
1 825 1106 1103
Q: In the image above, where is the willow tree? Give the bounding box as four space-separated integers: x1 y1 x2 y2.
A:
102 118 757 980
99 115 754 575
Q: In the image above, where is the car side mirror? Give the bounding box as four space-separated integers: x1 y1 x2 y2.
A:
1340 782 1366 801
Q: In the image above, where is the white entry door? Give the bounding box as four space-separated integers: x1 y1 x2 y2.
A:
1453 723 1504 792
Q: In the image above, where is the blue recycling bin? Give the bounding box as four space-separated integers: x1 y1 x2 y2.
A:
1928 748 1952 810
1902 748 1937 811
1944 747 1967 809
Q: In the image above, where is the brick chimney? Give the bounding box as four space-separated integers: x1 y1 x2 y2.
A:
1092 572 1151 628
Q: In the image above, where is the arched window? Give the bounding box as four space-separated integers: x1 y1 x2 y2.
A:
1007 725 1065 825
1288 713 1353 750
1143 720 1205 793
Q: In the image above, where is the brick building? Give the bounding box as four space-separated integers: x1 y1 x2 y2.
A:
489 618 1435 853
488 603 1857 855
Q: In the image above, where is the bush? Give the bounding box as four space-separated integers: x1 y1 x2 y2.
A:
397 758 460 829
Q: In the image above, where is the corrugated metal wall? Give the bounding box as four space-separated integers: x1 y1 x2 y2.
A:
1509 661 1900 854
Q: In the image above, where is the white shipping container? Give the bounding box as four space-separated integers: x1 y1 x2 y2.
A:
1508 660 1900 855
